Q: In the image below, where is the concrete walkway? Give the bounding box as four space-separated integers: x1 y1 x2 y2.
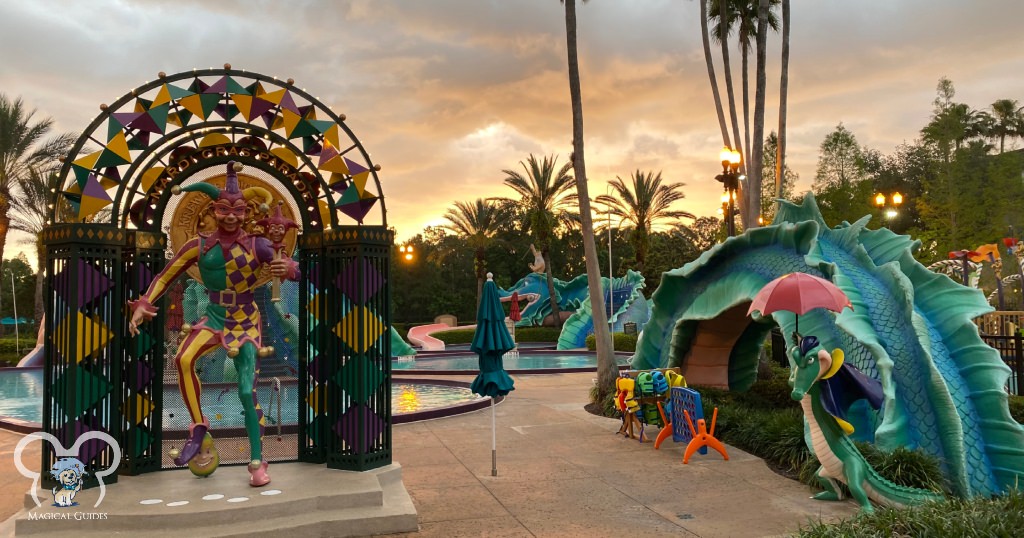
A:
0 372 857 537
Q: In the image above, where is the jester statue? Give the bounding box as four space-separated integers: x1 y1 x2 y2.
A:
128 161 300 487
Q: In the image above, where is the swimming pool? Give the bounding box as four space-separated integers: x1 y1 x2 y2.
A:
393 351 633 373
0 368 487 428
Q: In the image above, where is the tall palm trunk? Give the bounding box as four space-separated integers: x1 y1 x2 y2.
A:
749 0 770 228
541 248 562 327
34 234 45 324
475 247 486 312
742 37 751 170
701 0 731 147
564 0 616 401
776 0 790 207
0 193 11 268
719 0 748 225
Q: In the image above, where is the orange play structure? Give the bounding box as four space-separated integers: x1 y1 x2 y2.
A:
682 408 729 464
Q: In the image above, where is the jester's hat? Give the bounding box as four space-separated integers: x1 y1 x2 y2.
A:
256 201 298 231
171 161 272 210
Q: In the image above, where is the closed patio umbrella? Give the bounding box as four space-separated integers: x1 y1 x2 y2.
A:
471 273 515 476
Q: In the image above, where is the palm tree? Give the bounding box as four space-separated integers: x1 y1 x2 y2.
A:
0 94 74 263
500 154 576 329
595 171 695 275
700 0 731 148
709 0 745 178
563 0 616 405
441 198 505 310
776 0 790 208
748 0 772 228
723 0 780 169
990 99 1022 154
10 168 62 323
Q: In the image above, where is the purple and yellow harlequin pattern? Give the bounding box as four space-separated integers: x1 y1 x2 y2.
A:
56 70 382 226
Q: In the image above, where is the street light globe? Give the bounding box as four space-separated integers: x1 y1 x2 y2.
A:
719 147 733 165
886 209 898 219
721 193 730 204
404 253 413 261
874 193 886 207
728 149 742 165
892 192 903 206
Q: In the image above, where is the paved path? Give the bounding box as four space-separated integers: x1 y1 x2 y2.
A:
0 372 857 537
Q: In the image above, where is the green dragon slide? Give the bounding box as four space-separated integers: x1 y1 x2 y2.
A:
633 193 1024 502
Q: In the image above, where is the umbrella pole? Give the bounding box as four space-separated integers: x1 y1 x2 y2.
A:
491 397 498 476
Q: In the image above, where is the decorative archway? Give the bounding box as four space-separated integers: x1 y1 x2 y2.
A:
42 66 394 486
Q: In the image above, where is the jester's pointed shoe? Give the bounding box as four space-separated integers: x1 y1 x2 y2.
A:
173 419 209 466
248 460 270 487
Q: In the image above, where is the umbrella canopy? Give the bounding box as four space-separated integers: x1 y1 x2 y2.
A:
508 292 521 322
471 275 516 398
747 272 852 318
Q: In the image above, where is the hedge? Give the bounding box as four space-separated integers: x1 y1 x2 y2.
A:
585 332 638 352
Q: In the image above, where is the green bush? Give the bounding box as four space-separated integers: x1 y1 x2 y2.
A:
589 384 620 418
1008 395 1024 423
431 325 562 345
584 332 638 352
431 328 475 344
796 489 1024 538
0 338 35 353
855 442 948 493
515 326 561 342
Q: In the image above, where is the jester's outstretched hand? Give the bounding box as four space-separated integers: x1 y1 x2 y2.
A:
128 161 300 487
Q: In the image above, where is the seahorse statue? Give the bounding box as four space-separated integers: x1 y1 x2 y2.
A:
789 335 944 512
634 193 1024 500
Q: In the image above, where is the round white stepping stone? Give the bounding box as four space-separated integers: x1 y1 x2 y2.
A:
260 489 282 496
227 497 250 503
166 501 189 507
202 494 225 501
139 499 163 505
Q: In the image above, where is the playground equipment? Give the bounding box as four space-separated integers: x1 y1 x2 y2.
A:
681 408 727 464
633 193 1024 501
497 269 650 349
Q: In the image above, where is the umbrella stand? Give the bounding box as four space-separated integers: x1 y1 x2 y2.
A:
491 397 497 476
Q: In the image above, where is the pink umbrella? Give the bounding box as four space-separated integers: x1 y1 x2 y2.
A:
747 273 852 335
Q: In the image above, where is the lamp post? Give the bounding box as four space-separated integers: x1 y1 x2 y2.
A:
398 244 414 262
715 147 742 237
873 191 904 222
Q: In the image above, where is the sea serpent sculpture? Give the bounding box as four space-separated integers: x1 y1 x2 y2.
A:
633 193 1024 502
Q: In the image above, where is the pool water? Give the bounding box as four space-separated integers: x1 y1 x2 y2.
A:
0 369 484 427
393 352 632 371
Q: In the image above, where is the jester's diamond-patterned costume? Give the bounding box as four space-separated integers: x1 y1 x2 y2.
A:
129 162 299 486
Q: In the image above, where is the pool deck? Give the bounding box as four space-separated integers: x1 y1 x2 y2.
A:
0 372 857 537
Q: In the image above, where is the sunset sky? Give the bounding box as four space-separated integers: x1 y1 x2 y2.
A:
2 0 1023 264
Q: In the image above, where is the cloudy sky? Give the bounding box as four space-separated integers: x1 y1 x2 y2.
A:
2 0 1023 261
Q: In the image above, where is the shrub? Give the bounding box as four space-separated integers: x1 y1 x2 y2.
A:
515 326 561 342
584 332 638 352
431 325 562 345
1008 395 1024 423
431 328 475 344
589 384 620 418
855 442 948 493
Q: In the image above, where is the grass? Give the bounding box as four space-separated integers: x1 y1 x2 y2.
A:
796 489 1024 537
